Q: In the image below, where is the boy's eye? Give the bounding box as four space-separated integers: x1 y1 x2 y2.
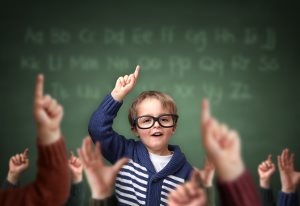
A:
161 118 170 122
141 117 152 123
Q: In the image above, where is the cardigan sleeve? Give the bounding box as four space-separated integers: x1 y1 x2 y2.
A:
88 94 134 163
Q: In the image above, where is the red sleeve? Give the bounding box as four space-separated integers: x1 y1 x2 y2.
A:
0 137 70 206
217 170 262 206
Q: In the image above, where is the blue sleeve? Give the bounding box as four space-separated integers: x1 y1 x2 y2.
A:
88 94 133 163
277 191 298 206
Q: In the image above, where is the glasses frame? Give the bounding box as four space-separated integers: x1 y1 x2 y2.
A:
133 114 179 129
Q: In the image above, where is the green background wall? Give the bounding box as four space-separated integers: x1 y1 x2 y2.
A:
1 1 299 204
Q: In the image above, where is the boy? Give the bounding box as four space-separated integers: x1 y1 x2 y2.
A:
88 65 193 206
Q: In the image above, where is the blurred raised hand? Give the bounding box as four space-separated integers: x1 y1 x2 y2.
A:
277 149 300 193
34 74 63 144
257 154 276 189
7 149 30 184
78 136 128 199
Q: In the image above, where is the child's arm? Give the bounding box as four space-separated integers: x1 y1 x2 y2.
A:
4 149 29 187
88 66 140 163
257 154 276 206
277 149 300 206
0 74 70 206
31 74 70 204
64 151 84 206
201 99 262 206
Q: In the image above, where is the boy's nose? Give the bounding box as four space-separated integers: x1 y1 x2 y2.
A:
153 120 161 128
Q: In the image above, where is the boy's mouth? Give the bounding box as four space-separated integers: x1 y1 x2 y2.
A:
151 132 163 137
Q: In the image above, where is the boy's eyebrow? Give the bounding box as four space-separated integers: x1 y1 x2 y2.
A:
137 113 174 117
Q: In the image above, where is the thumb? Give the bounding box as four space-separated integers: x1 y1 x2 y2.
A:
113 158 129 173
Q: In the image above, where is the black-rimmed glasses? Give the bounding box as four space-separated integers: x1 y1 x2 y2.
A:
133 114 178 129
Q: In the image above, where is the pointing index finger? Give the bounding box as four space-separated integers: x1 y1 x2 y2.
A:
134 65 140 79
201 98 210 123
35 74 44 100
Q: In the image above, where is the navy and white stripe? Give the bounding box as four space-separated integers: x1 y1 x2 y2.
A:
116 160 149 205
160 175 185 206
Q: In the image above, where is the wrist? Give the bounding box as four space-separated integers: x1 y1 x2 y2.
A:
282 186 296 193
7 172 20 185
91 189 112 200
203 179 213 187
260 179 271 189
111 91 124 102
216 158 245 182
37 128 61 145
72 175 83 184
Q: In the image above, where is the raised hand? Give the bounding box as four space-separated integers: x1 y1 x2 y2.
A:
277 148 300 193
168 170 207 206
7 149 30 184
68 151 83 184
201 99 244 182
196 157 215 187
34 74 63 144
111 65 140 101
78 136 128 199
257 154 276 189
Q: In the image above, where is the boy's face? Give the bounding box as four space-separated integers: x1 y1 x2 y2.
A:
132 97 176 155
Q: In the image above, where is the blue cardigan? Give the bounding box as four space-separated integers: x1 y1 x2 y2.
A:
88 94 193 206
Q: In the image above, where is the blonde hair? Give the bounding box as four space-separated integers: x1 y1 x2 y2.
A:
128 91 177 128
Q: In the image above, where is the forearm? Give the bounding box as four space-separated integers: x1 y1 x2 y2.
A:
88 94 122 141
64 182 84 206
217 170 262 206
34 137 70 205
260 187 276 206
88 94 129 163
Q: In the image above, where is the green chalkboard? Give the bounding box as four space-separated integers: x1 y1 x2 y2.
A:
1 1 299 205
